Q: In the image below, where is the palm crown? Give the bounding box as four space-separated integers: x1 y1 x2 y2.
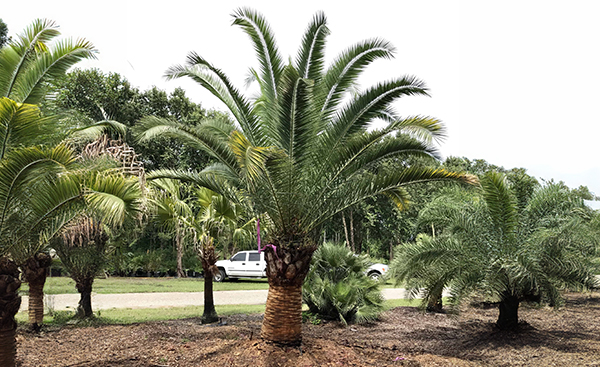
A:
138 9 473 246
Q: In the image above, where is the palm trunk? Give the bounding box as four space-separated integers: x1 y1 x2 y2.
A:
342 213 351 250
176 222 186 278
24 253 52 331
0 257 21 367
426 289 444 313
496 294 520 330
349 209 355 252
76 278 94 318
261 243 315 345
199 236 218 324
202 274 218 324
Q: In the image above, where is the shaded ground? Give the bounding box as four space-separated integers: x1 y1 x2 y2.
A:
17 292 600 366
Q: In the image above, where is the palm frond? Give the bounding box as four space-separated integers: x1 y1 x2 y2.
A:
318 39 395 117
480 172 519 239
165 53 262 145
231 7 284 105
0 19 60 99
321 76 430 154
69 119 127 142
135 116 239 173
85 173 142 227
295 12 329 81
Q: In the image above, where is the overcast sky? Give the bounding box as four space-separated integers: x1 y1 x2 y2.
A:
4 1 600 205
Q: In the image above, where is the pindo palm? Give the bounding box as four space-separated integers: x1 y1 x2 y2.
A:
136 8 474 344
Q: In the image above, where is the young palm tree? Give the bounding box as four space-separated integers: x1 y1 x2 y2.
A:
137 9 473 344
192 186 255 324
149 178 192 278
52 172 143 318
393 172 599 330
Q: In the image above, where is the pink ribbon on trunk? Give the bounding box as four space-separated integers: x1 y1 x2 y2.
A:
257 218 278 258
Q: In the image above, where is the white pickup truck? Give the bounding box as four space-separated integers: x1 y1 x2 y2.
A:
214 250 267 282
214 250 388 282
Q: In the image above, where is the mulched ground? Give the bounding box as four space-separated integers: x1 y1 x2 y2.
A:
17 292 600 366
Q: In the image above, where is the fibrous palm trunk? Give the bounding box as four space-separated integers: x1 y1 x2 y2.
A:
200 239 218 324
24 252 52 331
496 294 520 330
0 257 21 367
261 243 316 345
76 278 94 318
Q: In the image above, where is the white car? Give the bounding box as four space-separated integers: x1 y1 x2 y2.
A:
214 250 267 282
366 263 389 280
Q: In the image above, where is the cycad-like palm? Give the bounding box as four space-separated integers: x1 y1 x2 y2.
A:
137 8 473 344
393 172 599 330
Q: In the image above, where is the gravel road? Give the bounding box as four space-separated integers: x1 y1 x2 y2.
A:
19 288 421 312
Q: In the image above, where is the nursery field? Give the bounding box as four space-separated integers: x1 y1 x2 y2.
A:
17 292 600 366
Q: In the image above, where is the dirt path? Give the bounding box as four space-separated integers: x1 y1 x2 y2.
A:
19 288 424 311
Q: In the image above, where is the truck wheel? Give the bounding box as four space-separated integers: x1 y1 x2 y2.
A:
368 271 381 281
214 269 226 282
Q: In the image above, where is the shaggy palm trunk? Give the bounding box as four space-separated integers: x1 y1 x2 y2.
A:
0 257 21 367
76 278 94 318
496 294 520 330
199 236 218 324
24 253 52 331
261 244 315 345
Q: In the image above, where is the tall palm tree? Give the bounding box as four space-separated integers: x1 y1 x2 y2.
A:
393 172 599 330
137 9 473 344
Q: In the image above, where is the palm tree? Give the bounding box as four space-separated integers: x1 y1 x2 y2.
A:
191 186 255 323
149 178 192 278
303 242 384 325
137 9 473 344
52 172 143 318
0 18 96 334
393 172 599 330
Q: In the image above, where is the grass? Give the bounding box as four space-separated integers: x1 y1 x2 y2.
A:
16 299 418 327
20 276 270 295
21 277 399 295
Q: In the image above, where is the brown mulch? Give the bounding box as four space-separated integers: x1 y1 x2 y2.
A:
17 292 600 367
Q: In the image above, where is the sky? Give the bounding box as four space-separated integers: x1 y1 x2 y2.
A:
4 1 600 205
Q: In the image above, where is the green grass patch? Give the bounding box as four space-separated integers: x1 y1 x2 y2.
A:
16 298 419 327
20 276 270 295
20 277 404 295
16 303 267 326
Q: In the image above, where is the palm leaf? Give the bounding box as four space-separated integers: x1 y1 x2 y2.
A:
231 8 284 104
295 12 329 81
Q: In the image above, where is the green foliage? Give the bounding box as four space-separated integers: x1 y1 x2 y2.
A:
303 243 384 325
0 19 95 105
0 19 9 48
53 68 216 172
391 172 600 321
138 9 473 256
